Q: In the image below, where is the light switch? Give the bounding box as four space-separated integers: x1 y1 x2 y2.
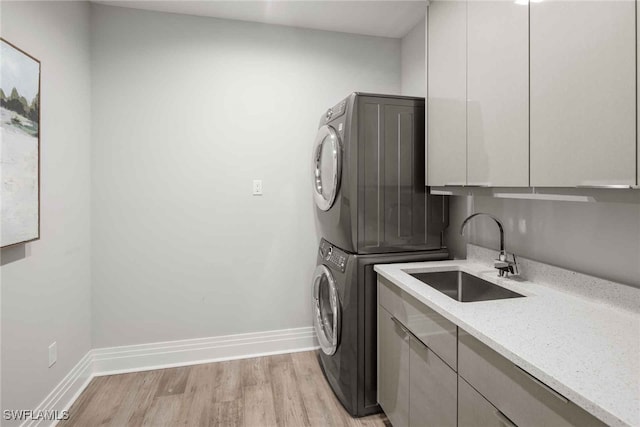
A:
253 179 263 196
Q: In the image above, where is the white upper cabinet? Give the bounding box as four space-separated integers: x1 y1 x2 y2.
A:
467 1 529 187
427 1 467 186
428 0 637 189
427 0 529 187
637 0 639 187
530 0 636 187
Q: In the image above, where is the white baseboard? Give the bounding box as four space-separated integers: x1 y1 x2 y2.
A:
22 351 93 427
92 326 319 376
20 326 319 427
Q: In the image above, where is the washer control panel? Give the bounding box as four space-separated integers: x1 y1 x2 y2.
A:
326 99 347 123
319 241 348 273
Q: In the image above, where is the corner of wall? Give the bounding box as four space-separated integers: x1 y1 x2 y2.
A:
400 16 427 97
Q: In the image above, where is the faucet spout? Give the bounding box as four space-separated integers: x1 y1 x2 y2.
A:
459 212 505 256
460 212 518 277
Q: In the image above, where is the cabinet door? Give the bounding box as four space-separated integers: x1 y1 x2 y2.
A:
467 1 528 187
409 337 457 427
378 307 409 427
530 0 636 187
379 277 458 371
459 377 514 427
458 331 606 427
427 1 467 186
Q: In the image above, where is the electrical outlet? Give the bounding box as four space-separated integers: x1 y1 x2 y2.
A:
48 342 57 367
253 179 263 196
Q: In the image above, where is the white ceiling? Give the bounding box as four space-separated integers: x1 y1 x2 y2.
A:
94 1 428 38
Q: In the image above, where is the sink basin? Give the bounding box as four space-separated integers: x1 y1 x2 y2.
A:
408 270 525 302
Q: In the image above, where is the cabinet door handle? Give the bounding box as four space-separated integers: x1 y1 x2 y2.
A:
575 184 632 189
390 316 409 335
515 365 569 404
443 183 491 188
494 410 517 427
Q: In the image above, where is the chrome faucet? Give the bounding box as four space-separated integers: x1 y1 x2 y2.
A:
460 213 518 277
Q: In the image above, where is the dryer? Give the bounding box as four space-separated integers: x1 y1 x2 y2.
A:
312 93 448 254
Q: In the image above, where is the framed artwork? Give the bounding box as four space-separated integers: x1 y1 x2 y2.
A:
1 38 40 248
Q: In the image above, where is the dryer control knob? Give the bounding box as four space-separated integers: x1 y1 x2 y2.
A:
326 108 333 121
325 246 333 261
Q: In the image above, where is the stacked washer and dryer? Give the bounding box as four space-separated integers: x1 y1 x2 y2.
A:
311 93 450 417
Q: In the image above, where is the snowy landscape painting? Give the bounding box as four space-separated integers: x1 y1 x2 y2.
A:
1 38 40 247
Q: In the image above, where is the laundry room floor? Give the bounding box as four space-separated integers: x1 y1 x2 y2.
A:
58 351 389 426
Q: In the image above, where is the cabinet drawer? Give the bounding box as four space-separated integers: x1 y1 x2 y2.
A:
378 277 457 370
458 331 605 427
459 377 516 427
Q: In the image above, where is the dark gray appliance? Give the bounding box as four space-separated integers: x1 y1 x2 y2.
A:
312 93 448 254
312 239 449 417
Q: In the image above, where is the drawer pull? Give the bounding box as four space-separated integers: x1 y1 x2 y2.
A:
391 316 423 343
575 184 632 189
390 316 409 335
466 183 492 187
443 183 491 187
515 366 569 404
494 410 517 427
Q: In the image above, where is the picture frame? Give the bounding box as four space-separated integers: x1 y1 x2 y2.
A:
1 38 41 248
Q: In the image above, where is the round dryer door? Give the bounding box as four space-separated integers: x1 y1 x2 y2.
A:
312 265 341 355
312 125 342 211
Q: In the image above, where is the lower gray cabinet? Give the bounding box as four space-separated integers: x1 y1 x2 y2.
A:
459 377 515 427
458 331 605 427
378 306 410 427
378 280 604 427
379 276 457 370
409 336 457 427
378 305 456 427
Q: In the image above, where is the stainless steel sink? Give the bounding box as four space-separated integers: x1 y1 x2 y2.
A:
409 270 525 302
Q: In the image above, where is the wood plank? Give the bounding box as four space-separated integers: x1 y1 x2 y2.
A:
355 414 391 427
211 400 243 427
214 359 242 402
140 394 184 427
174 389 212 427
269 353 310 427
241 355 271 387
154 366 190 397
184 361 218 395
65 373 136 426
116 370 164 427
175 363 218 427
243 383 278 427
291 351 348 426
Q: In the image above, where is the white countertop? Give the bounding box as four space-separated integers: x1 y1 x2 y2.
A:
374 259 640 427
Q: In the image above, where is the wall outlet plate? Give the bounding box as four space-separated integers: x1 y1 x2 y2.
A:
48 342 57 367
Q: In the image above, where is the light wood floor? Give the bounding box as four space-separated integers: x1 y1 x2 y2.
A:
59 351 389 427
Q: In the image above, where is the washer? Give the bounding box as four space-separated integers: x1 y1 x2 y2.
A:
312 93 448 255
312 239 449 417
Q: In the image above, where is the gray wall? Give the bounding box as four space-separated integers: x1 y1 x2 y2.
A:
0 1 92 421
399 13 640 289
401 17 426 97
446 195 640 288
90 4 401 348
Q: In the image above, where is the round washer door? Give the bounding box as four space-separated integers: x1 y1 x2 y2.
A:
312 265 341 355
312 125 342 211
